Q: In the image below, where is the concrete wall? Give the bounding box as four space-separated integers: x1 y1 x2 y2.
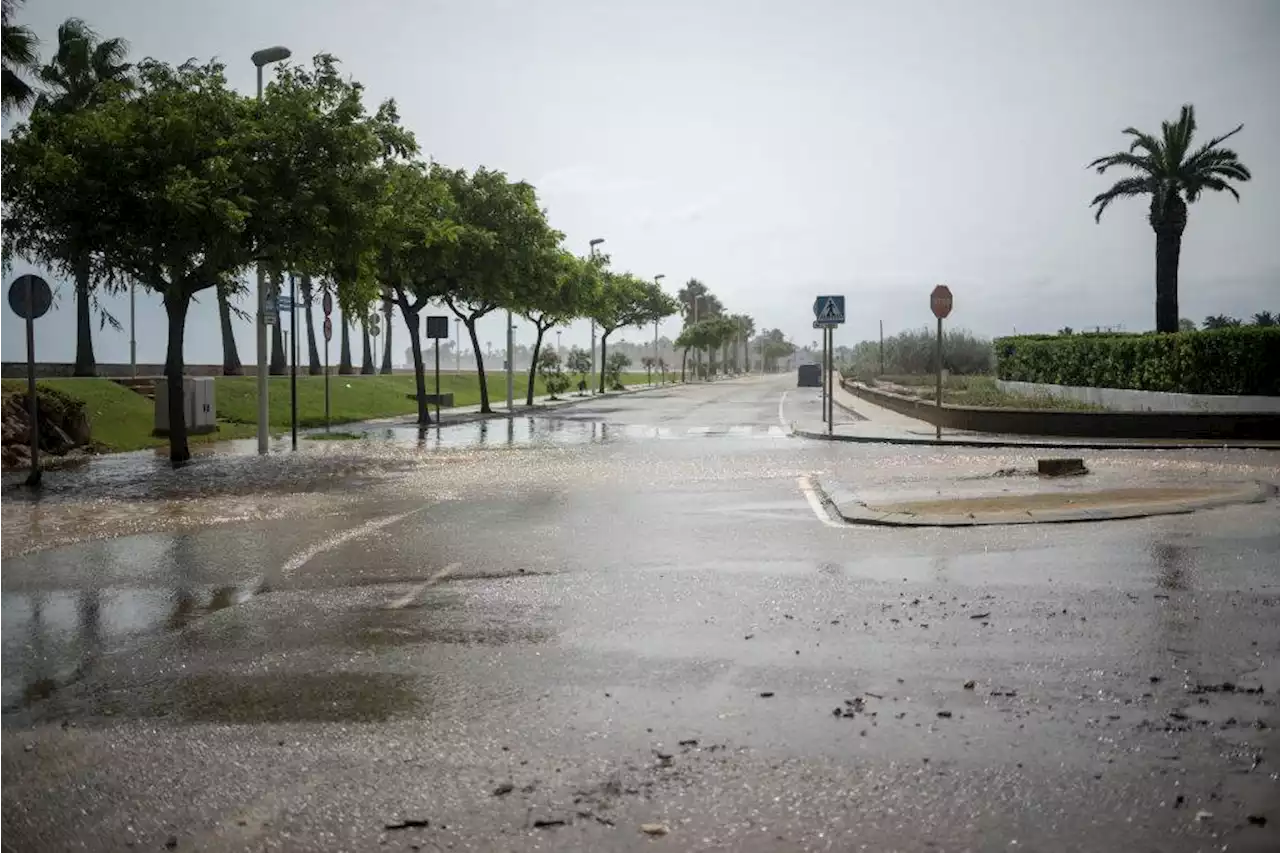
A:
995 379 1280 414
845 380 1280 441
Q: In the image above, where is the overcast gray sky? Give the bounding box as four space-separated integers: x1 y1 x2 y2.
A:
4 0 1278 366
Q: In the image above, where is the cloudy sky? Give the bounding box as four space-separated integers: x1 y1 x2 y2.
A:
3 0 1278 367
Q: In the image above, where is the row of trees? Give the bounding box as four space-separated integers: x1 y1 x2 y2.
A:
1 8 683 463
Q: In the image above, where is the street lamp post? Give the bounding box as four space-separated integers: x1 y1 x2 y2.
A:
252 45 291 455
556 330 562 358
589 237 604 392
653 274 665 384
506 310 514 412
454 317 461 372
129 281 137 378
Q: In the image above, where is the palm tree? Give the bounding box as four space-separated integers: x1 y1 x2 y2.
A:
301 274 321 374
1202 314 1242 330
37 18 135 376
1089 104 1251 334
339 316 354 374
1 0 39 115
1252 311 1276 327
216 279 242 375
360 317 375 375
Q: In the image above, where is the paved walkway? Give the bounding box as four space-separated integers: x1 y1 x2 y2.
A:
790 373 1280 450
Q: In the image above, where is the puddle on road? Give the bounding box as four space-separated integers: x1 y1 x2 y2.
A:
1 579 261 713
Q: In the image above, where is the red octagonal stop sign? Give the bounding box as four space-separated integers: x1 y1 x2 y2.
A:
930 285 953 319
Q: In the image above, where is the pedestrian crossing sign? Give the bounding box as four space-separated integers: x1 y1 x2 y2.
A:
813 295 845 324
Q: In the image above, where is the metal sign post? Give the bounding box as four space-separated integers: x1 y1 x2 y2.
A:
930 285 954 442
322 291 333 432
8 275 53 487
425 316 450 426
288 275 298 450
812 294 845 435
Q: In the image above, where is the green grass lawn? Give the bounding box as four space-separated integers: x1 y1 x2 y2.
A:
217 370 657 429
3 370 663 454
0 378 257 453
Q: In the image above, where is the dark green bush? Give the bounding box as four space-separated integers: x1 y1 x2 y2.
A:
994 327 1280 395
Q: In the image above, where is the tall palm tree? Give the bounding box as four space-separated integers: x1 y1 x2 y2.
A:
1089 104 1251 334
1251 311 1276 327
301 274 321 374
37 17 134 376
360 317 375 375
1 0 39 115
1202 314 1241 330
339 316 354 374
215 278 242 375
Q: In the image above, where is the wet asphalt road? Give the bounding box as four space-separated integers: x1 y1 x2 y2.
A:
3 375 1280 852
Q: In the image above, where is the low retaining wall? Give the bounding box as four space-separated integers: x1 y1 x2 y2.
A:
845 380 1280 441
995 379 1280 414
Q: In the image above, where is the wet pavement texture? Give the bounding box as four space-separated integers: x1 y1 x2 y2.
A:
3 375 1280 851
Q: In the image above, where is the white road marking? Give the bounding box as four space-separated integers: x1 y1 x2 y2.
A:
778 391 790 427
797 475 845 528
385 561 461 609
768 425 788 437
281 509 423 578
687 426 713 434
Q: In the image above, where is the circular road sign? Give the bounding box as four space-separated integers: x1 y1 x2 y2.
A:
930 284 953 320
322 291 333 317
368 314 381 336
323 316 333 342
7 274 53 320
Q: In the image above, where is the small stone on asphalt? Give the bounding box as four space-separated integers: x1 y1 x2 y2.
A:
641 823 669 836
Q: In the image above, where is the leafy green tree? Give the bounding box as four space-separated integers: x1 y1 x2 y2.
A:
537 348 571 399
1178 318 1197 332
641 355 656 383
376 161 458 424
430 168 558 413
1202 314 1241 330
566 346 591 393
754 328 796 372
40 58 260 462
590 273 678 393
3 16 135 377
519 249 595 405
1 0 38 115
1089 104 1252 333
604 351 632 390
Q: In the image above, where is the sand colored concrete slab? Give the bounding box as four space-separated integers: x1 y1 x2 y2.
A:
833 481 1274 527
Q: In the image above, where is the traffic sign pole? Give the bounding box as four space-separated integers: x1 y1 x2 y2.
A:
930 284 953 443
935 316 943 441
24 278 40 485
290 273 298 450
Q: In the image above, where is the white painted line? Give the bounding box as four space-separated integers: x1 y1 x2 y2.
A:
687 426 713 434
385 561 461 609
797 475 845 528
281 509 423 578
767 425 788 437
729 425 754 435
778 391 789 427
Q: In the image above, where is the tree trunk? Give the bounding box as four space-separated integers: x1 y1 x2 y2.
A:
360 318 375 375
163 288 192 465
1153 222 1185 334
73 255 95 376
216 286 242 375
598 331 610 394
380 295 393 374
526 325 546 407
465 319 491 413
394 288 431 425
680 348 688 382
270 293 286 374
339 315 353 374
302 274 321 375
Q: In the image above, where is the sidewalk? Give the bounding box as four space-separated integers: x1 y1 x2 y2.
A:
791 373 1280 451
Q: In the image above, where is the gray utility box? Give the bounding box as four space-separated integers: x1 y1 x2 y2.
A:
154 377 217 435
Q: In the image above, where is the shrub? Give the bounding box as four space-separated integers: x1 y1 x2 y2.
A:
536 349 571 399
840 327 995 378
994 327 1280 395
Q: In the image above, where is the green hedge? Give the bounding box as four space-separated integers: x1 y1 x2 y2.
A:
994 328 1280 396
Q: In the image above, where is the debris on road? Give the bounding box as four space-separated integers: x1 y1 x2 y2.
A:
1194 810 1213 822
1186 681 1263 695
1247 814 1268 827
759 691 775 698
533 818 567 829
641 823 670 836
937 710 953 718
492 782 514 797
970 612 991 620
385 819 430 831
963 680 976 690
678 739 699 747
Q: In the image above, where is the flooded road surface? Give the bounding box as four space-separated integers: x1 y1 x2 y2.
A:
3 376 1279 851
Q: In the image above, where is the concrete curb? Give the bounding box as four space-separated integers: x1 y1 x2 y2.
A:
790 428 1280 452
824 480 1275 528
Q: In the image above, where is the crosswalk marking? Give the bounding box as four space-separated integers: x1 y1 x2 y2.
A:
612 424 791 440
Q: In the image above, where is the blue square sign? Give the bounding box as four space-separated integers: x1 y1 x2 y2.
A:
813 295 845 324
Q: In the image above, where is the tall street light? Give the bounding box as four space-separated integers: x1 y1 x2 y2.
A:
588 237 604 392
252 45 291 455
653 274 665 383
